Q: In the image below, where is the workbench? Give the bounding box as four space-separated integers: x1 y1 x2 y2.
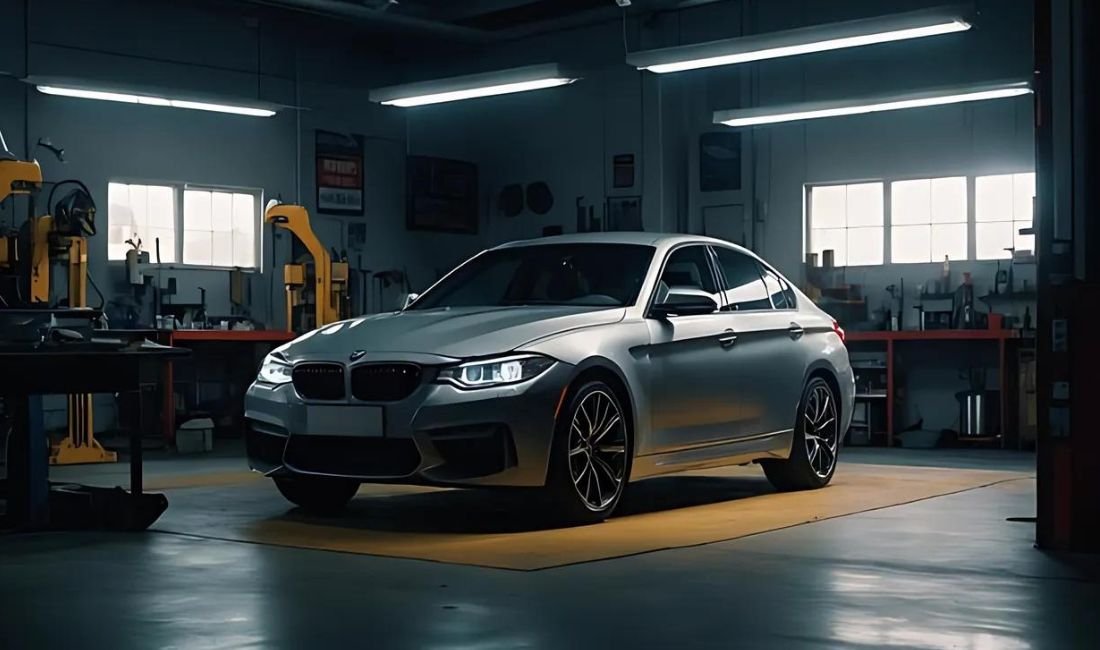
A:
846 329 1019 447
158 329 296 443
0 341 188 530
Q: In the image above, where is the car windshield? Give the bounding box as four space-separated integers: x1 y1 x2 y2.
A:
409 243 655 310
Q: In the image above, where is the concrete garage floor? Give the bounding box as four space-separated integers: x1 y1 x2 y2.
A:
2 449 1099 649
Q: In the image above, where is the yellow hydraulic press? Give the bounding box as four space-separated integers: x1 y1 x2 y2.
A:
265 202 349 332
1 142 113 464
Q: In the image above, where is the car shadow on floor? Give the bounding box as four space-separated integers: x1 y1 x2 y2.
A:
275 474 776 534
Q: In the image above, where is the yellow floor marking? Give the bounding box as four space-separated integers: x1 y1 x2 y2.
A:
156 462 1032 570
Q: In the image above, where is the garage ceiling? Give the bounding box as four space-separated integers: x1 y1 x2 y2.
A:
235 0 705 41
387 0 614 29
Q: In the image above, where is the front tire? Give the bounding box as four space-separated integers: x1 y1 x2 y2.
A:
763 377 840 491
274 476 360 514
544 381 632 525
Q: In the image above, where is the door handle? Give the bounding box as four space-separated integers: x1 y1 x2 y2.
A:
788 323 805 340
718 329 738 348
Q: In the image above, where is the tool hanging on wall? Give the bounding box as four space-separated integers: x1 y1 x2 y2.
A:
264 202 349 332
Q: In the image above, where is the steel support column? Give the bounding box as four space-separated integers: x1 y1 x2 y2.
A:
1035 0 1100 552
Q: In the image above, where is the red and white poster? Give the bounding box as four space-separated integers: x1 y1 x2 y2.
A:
316 130 364 215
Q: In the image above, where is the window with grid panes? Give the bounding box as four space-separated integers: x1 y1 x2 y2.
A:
808 182 884 266
975 172 1035 260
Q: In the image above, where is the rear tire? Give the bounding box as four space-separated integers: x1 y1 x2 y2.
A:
544 380 632 526
763 377 839 491
274 476 360 514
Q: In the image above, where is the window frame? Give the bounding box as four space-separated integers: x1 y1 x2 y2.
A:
805 170 1035 267
755 260 799 311
708 245 778 313
107 178 264 272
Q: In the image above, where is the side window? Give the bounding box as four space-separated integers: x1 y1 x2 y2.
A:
712 247 772 311
758 265 793 309
655 245 720 306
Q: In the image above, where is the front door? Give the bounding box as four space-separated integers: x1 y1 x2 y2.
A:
644 245 741 453
711 246 808 438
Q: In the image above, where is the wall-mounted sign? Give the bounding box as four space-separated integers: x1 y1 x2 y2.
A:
613 153 635 189
608 196 642 231
316 130 364 215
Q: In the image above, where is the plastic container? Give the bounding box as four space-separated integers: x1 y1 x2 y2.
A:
176 417 214 454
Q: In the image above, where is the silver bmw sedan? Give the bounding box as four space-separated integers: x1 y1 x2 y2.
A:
245 233 854 524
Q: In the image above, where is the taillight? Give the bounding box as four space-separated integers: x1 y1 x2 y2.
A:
832 320 846 344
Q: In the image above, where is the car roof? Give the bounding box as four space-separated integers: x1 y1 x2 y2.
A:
492 231 752 253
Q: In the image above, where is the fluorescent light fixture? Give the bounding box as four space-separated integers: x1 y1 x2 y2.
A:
628 6 971 74
370 64 577 108
36 85 276 117
713 81 1032 128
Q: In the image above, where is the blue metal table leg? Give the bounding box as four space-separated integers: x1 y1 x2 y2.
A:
8 394 48 528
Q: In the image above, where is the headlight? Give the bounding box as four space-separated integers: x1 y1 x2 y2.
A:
438 354 555 389
257 354 293 385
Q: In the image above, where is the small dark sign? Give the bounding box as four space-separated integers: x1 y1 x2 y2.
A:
613 153 635 188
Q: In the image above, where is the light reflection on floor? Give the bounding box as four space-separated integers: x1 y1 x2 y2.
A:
828 569 1032 650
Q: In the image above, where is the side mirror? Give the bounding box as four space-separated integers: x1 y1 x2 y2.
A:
402 292 419 309
651 293 718 318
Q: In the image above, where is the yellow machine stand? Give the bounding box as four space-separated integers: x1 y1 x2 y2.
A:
265 203 349 331
32 218 114 465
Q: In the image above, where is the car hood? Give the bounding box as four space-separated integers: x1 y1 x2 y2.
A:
274 306 625 361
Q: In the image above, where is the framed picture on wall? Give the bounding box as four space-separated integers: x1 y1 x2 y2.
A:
699 132 742 192
316 130 364 215
406 155 479 234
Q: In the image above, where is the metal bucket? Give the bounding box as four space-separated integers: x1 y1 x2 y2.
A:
957 391 987 437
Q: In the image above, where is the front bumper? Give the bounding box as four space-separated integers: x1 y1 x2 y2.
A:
244 361 573 487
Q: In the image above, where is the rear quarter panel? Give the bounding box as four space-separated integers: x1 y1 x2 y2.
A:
798 306 855 433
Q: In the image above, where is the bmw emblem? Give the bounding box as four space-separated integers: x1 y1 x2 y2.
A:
349 350 367 362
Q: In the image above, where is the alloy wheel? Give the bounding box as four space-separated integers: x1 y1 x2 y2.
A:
567 389 627 511
803 383 839 479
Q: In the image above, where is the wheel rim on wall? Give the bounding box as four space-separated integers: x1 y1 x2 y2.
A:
804 383 839 478
568 390 627 511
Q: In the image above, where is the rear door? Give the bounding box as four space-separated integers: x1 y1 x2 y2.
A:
710 246 808 438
